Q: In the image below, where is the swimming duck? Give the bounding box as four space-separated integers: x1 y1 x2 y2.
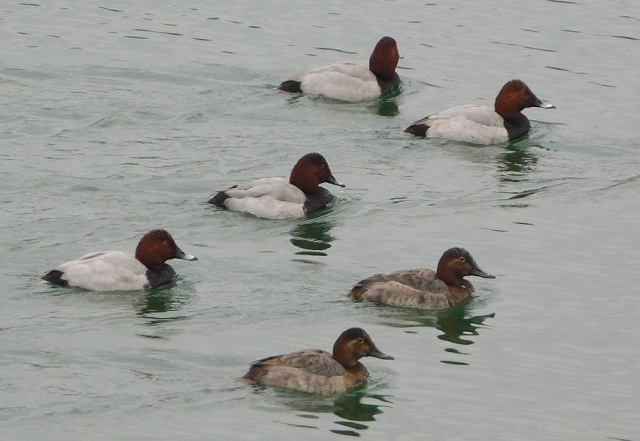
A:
405 79 555 145
41 229 197 291
243 327 393 395
208 152 344 219
278 36 401 102
348 247 495 309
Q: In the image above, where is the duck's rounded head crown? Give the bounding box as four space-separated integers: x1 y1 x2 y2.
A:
289 152 344 193
332 327 394 368
436 247 496 287
494 79 555 120
369 36 400 80
135 229 196 270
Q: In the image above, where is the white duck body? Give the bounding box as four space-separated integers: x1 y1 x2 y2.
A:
54 251 150 291
289 63 382 102
222 177 308 219
414 104 509 145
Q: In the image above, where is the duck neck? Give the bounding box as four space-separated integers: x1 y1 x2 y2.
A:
289 173 315 194
439 273 464 287
333 348 358 368
502 116 531 140
436 261 464 287
495 100 520 121
145 264 176 288
376 74 401 95
303 187 332 214
342 362 369 389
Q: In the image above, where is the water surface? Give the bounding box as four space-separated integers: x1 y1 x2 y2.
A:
2 1 640 440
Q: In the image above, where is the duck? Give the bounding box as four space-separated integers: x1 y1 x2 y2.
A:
208 152 345 219
243 327 393 395
278 36 401 102
404 79 555 145
41 229 198 291
347 247 495 309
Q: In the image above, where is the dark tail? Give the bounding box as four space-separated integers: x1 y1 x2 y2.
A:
42 270 68 287
278 80 303 93
404 123 429 137
208 191 230 207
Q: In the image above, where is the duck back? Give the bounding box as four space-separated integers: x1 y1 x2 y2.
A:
54 251 148 291
292 63 381 102
405 105 508 145
215 178 308 219
244 349 361 395
426 104 504 126
348 268 473 309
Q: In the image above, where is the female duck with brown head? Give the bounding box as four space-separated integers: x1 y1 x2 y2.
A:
278 36 401 102
348 247 495 309
243 327 393 395
41 229 198 291
208 152 344 219
405 80 555 145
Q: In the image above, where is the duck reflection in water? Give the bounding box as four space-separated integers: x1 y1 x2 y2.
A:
330 391 393 436
289 217 335 257
254 388 393 436
377 301 495 346
367 95 400 117
499 144 539 175
136 284 190 323
497 143 551 206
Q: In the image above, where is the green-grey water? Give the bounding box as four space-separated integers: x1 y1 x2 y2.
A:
2 1 639 439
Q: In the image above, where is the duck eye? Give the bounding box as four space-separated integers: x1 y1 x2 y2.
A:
357 338 365 344
459 256 466 262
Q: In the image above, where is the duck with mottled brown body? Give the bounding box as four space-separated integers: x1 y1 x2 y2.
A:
348 247 495 309
243 327 393 395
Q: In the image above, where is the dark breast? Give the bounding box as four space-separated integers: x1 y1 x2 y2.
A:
376 73 401 96
303 188 333 214
145 264 177 289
